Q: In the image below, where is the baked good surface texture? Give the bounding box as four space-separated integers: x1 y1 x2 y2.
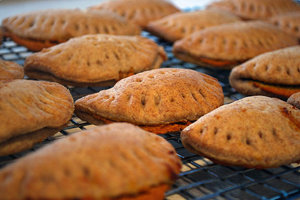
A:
0 79 74 156
1 9 141 51
0 123 182 200
146 9 240 42
207 0 300 20
89 0 180 28
0 59 24 80
173 21 299 69
24 34 166 86
229 46 300 99
181 96 300 168
75 68 224 134
288 92 300 109
269 12 300 38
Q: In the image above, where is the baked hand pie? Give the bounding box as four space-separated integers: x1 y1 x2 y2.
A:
146 9 240 42
1 9 141 51
0 59 24 80
0 79 74 156
269 12 300 38
173 21 298 69
24 34 166 87
75 68 224 134
181 96 300 168
287 92 300 109
229 46 300 99
207 0 300 20
0 123 181 200
89 0 180 29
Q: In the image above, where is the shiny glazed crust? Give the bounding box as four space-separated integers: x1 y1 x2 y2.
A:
173 21 299 69
0 59 24 80
0 123 182 199
181 96 300 168
24 34 167 86
89 0 180 28
75 68 224 127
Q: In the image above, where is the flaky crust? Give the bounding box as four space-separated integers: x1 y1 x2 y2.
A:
229 46 300 99
0 80 74 146
24 34 166 86
269 12 300 38
173 21 298 69
181 96 300 168
0 59 24 80
207 0 300 20
2 9 140 51
75 68 224 127
0 123 182 200
89 0 180 28
146 10 240 42
288 92 300 109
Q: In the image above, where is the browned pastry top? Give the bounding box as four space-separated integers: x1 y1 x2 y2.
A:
75 68 224 125
0 59 24 80
288 92 300 109
207 0 300 20
269 12 300 38
0 123 182 200
181 96 300 168
2 9 141 42
89 0 180 28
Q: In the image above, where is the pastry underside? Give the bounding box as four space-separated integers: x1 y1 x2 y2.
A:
0 124 66 156
181 96 300 168
75 109 192 134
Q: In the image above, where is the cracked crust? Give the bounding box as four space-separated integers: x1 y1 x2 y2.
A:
207 0 300 20
75 68 224 134
229 46 300 99
181 96 300 168
0 123 181 200
89 0 180 29
24 34 166 86
2 9 141 51
0 59 24 81
0 80 74 155
173 21 299 69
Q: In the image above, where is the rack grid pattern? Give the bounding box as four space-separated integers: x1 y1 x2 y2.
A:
0 31 299 200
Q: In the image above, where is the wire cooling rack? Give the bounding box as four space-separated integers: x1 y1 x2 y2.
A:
0 31 300 200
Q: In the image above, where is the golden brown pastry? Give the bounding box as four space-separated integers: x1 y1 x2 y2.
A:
75 68 224 134
181 96 300 168
24 34 166 87
146 9 240 42
229 46 300 99
89 0 180 29
0 79 74 156
0 59 24 80
269 12 300 38
1 9 141 51
207 0 300 20
0 123 182 200
173 21 299 69
287 92 300 109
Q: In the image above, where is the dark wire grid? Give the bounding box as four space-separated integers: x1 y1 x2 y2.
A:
0 32 299 200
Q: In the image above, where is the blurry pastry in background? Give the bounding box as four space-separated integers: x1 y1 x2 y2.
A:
0 79 74 156
173 21 298 69
146 9 240 42
269 12 300 38
0 123 182 200
89 0 180 29
0 59 24 81
181 96 300 168
229 46 300 99
1 9 141 51
207 0 300 20
75 68 224 134
287 92 300 109
24 34 166 87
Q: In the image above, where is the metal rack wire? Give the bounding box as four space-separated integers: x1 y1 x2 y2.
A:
0 32 299 200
